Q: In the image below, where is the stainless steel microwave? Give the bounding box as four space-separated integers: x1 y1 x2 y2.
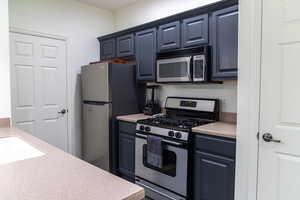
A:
156 47 209 83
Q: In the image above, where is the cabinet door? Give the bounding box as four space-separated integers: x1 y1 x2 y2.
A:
193 151 235 200
100 38 115 60
211 5 238 80
182 14 208 48
135 28 157 81
118 132 135 179
116 34 135 58
158 21 180 52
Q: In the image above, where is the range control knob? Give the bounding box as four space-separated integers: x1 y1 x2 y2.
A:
145 127 151 132
175 132 182 139
168 131 175 137
139 125 145 131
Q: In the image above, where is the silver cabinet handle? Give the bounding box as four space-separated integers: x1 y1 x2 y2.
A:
135 133 183 146
262 133 281 143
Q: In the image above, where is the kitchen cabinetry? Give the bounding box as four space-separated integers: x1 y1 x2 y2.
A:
192 134 236 200
100 38 115 60
116 34 135 58
98 1 239 81
211 5 239 80
135 28 157 81
158 21 181 52
182 14 209 48
118 121 136 182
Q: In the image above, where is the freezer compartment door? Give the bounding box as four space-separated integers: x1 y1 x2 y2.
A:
81 63 109 102
82 103 110 171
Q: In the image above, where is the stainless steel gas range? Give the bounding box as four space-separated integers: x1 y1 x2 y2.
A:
135 97 220 200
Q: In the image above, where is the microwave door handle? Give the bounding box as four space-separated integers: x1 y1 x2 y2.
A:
188 56 192 81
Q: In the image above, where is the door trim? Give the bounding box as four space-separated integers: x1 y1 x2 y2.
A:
235 1 262 200
9 27 72 154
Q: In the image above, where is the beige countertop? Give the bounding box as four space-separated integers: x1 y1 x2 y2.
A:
192 122 236 139
0 128 144 200
117 113 155 123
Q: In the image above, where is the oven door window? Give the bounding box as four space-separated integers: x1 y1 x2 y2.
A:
142 144 177 177
158 62 188 78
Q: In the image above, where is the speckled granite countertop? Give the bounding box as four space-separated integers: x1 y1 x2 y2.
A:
0 128 144 200
192 122 236 139
116 113 155 123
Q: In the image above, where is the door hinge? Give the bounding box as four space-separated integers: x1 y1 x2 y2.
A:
257 132 260 140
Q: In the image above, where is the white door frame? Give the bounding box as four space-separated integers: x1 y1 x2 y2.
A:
9 27 72 154
235 0 262 200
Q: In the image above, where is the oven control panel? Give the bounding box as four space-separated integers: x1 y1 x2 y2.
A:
136 124 189 141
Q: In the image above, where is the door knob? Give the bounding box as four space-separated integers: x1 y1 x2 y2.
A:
58 109 67 115
262 133 281 143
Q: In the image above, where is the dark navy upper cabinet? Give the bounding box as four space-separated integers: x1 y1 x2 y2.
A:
158 21 181 52
211 5 238 80
192 134 236 200
118 121 136 182
135 28 157 82
116 34 135 58
100 38 115 60
182 14 209 48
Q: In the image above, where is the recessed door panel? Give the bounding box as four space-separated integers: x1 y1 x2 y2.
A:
10 33 68 152
182 14 208 47
258 0 300 199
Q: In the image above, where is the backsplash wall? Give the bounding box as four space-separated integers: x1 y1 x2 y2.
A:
150 81 237 113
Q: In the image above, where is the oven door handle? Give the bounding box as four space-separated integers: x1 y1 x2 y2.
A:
136 133 184 147
135 180 178 200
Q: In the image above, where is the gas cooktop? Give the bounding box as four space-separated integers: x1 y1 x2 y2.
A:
136 97 219 142
137 116 214 132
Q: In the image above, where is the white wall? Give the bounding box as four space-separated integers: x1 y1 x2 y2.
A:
0 0 11 118
114 0 221 31
115 0 237 113
158 81 237 112
9 0 115 157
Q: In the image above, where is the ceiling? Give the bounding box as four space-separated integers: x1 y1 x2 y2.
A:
76 0 141 10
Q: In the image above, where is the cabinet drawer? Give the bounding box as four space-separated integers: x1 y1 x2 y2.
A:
119 121 136 135
194 134 236 158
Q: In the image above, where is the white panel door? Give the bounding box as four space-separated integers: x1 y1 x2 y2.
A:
258 0 300 199
10 32 68 152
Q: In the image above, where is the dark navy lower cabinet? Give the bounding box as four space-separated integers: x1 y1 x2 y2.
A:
192 134 236 200
211 5 239 80
182 14 209 48
158 21 181 52
100 38 116 60
118 121 136 182
135 28 157 82
116 34 135 58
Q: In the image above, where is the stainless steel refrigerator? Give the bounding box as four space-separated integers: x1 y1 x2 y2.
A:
81 62 145 172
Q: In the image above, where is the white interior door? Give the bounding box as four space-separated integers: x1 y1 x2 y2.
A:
10 32 68 152
258 0 300 199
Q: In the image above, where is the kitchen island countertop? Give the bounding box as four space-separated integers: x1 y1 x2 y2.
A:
0 128 144 200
